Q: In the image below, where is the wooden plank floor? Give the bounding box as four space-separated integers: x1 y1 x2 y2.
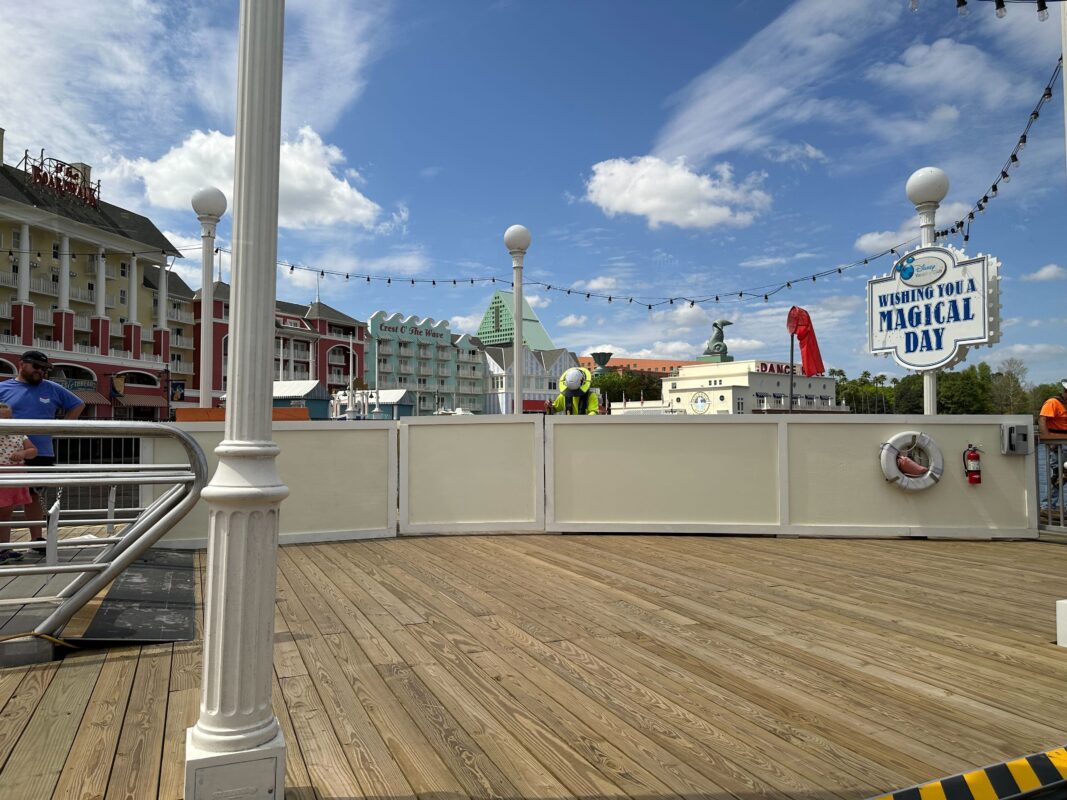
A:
1 534 1067 799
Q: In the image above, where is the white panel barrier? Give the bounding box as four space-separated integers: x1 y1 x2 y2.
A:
399 415 544 534
153 421 398 548
546 414 1036 538
146 414 1036 544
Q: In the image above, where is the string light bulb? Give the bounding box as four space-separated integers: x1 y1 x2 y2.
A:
994 0 1006 17
1037 0 1049 21
909 0 919 10
1000 169 1010 183
955 0 968 16
1009 152 1019 166
990 184 998 197
1018 134 1027 151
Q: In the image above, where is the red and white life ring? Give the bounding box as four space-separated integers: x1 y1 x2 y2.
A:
879 431 944 491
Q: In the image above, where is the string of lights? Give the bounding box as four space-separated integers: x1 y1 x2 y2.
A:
5 246 177 263
215 238 918 312
933 55 1063 245
937 0 1064 22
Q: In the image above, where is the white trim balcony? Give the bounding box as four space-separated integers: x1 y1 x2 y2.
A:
32 338 62 351
168 309 195 324
172 335 195 349
74 315 91 331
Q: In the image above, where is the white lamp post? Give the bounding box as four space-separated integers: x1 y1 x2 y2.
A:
905 166 950 415
192 186 227 409
185 1 287 797
504 225 531 415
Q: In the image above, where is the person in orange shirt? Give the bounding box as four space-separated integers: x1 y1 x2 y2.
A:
1039 380 1067 439
1039 380 1067 519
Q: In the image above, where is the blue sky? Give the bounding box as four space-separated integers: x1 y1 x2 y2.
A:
2 0 1065 382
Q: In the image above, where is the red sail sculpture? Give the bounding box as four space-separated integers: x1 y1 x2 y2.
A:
786 306 825 377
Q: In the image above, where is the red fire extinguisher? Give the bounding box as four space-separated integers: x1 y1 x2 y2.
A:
964 444 982 485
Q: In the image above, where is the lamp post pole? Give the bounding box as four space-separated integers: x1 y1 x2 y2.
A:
192 187 226 409
184 1 287 797
904 167 949 416
504 225 531 416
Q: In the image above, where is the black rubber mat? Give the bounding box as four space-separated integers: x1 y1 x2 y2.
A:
79 548 196 643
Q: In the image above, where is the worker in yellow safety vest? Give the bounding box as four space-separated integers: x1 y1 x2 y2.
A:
545 367 599 415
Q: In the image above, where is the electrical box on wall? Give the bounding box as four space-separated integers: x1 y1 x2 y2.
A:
1001 423 1033 455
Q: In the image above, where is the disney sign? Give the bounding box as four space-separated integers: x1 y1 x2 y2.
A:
867 246 1001 371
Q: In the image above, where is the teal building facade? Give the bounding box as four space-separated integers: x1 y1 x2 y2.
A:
364 311 485 414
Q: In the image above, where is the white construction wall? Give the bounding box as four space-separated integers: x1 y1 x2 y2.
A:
151 421 397 548
150 414 1037 546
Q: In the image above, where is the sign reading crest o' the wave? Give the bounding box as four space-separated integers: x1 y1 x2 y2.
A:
867 245 1001 371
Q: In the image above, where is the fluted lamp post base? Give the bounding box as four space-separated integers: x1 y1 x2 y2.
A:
185 730 285 798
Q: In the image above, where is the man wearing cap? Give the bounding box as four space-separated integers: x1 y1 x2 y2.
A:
0 351 84 546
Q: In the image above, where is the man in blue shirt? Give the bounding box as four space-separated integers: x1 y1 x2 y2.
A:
0 351 84 545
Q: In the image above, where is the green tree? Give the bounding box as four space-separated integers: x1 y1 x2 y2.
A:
893 374 923 413
591 370 662 403
990 357 1029 414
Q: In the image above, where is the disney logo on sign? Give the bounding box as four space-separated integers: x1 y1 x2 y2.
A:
892 247 954 288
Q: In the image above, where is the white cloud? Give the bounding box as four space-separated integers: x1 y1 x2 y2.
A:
867 39 1015 109
107 127 385 231
450 314 483 334
558 314 588 328
419 166 442 179
980 343 1067 362
1022 264 1066 282
652 0 900 165
572 276 619 292
585 157 771 230
740 256 788 268
853 201 972 254
651 304 711 330
0 0 390 164
764 142 827 166
526 294 551 309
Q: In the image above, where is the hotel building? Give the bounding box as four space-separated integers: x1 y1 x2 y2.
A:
364 312 485 415
197 281 365 406
0 129 189 418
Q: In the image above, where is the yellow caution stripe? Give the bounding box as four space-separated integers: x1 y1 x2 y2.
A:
867 746 1067 800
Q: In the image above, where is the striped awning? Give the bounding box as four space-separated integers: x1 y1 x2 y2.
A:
73 390 110 405
114 393 167 408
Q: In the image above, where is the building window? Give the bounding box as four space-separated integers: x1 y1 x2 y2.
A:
119 289 127 305
719 395 725 402
87 282 94 292
736 398 744 413
671 382 677 389
12 231 20 250
175 327 183 336
120 262 128 277
52 243 60 260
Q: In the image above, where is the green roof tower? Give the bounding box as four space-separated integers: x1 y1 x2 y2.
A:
476 290 556 351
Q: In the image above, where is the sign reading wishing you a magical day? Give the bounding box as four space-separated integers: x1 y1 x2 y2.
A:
867 245 1001 371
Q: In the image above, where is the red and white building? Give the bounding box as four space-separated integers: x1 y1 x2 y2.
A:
193 281 365 406
0 128 189 419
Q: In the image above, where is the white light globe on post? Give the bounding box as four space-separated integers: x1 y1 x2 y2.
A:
504 225 531 416
192 186 227 409
905 166 949 416
905 167 948 248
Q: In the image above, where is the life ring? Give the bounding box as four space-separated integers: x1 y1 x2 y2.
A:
879 431 944 491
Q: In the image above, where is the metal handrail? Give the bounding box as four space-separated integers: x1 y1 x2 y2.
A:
1037 435 1066 530
0 420 208 639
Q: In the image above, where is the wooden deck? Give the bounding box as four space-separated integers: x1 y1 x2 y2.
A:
1 534 1066 799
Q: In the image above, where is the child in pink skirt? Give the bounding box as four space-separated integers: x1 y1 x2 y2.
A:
0 402 37 563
